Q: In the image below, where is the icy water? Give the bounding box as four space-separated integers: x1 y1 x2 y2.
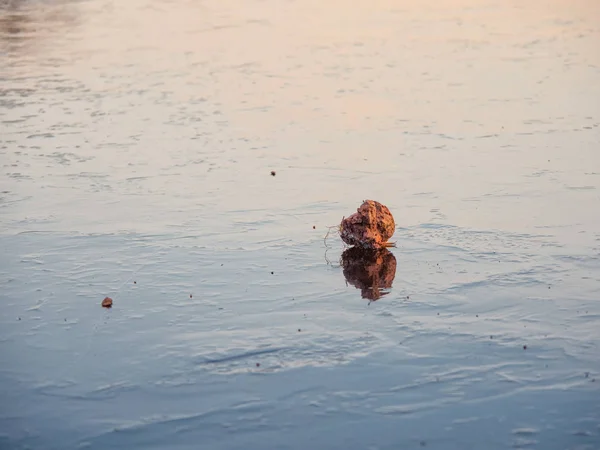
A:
1 0 600 449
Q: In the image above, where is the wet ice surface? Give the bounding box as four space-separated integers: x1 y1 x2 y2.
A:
1 0 600 449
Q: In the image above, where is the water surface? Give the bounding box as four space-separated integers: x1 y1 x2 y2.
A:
1 0 599 449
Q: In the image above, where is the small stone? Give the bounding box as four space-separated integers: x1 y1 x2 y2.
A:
523 345 527 350
313 225 316 229
298 328 301 332
270 171 276 176
133 281 136 284
340 200 395 249
102 297 113 308
256 363 260 367
190 294 193 299
271 271 274 275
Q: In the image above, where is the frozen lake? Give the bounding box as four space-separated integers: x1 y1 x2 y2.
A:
1 0 599 448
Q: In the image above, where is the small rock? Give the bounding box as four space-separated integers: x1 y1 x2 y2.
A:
298 328 301 332
313 225 316 229
190 294 193 299
270 171 276 176
523 345 527 350
340 200 395 249
256 363 260 367
102 297 113 308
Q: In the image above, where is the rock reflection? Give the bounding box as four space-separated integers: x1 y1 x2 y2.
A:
341 247 397 301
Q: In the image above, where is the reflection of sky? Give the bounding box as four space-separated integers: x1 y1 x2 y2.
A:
3 0 599 133
0 1 81 55
0 0 599 242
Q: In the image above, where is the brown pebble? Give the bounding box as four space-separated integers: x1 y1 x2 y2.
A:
523 345 527 350
340 200 395 249
102 297 113 308
270 171 276 176
313 225 316 229
133 281 136 284
190 294 193 298
256 363 260 367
